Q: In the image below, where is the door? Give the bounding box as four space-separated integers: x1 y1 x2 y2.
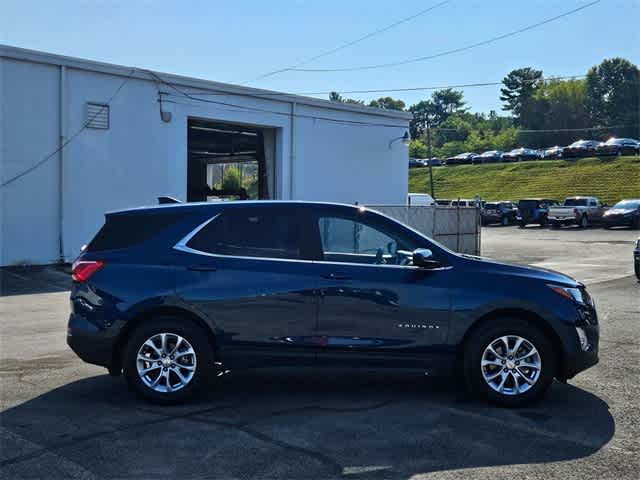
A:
310 209 452 368
174 205 319 367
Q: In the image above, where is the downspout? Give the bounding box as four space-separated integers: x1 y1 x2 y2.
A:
58 65 66 263
289 101 296 200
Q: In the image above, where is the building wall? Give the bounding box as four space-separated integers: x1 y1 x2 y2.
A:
0 53 409 266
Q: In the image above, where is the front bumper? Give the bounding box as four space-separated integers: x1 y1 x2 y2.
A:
602 215 635 226
67 313 117 368
562 323 599 379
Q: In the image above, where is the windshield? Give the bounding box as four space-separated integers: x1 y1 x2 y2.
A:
612 200 640 209
564 198 588 206
518 200 539 208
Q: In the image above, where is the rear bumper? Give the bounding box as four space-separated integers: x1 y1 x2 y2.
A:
67 313 116 368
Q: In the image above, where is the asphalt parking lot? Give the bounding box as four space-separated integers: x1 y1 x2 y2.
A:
1 226 638 479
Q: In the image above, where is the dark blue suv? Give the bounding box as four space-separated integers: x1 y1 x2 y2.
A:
68 201 599 406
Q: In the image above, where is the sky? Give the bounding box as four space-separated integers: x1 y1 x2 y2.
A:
2 0 639 114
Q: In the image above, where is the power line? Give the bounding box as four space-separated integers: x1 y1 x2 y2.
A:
236 0 451 84
145 70 409 129
178 75 586 98
289 0 601 73
1 69 136 188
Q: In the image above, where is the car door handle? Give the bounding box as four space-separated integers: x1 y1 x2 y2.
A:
321 273 351 280
187 264 217 272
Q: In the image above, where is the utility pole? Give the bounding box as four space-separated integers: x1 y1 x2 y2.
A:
426 123 435 199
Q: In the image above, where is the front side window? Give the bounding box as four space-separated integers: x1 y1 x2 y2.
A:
318 216 416 266
187 208 302 259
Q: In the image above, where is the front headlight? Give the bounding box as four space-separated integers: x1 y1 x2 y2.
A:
547 284 590 305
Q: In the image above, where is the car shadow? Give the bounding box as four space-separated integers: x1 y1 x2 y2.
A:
0 265 70 296
0 370 615 478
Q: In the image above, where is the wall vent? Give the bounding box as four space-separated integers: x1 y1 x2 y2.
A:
86 103 110 129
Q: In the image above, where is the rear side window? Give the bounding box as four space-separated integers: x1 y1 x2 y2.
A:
87 212 184 251
187 208 302 260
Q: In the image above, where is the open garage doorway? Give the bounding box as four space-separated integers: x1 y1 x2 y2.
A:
187 119 276 202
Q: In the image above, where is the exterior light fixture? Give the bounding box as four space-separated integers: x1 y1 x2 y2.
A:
389 131 410 149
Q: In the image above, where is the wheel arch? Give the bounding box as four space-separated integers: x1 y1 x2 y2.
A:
457 308 565 378
111 306 218 374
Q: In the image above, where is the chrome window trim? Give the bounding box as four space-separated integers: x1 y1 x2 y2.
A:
173 214 453 271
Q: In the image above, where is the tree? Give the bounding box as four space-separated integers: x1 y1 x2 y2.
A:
408 89 466 138
431 88 466 117
368 97 405 111
328 91 364 105
221 166 242 191
585 58 640 137
500 68 544 126
409 139 428 158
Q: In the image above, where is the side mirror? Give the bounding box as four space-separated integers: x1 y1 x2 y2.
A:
413 249 442 269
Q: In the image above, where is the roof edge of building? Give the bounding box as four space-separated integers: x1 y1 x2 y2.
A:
1 44 412 122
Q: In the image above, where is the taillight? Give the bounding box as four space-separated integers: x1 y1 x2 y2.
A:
72 260 105 282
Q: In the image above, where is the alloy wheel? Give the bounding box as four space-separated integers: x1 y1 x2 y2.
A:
136 333 197 393
481 335 541 396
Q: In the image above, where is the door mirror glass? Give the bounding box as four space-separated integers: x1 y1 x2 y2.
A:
413 249 441 269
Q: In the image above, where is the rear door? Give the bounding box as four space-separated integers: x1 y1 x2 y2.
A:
174 205 319 367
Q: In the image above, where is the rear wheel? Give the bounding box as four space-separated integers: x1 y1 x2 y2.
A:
463 318 555 407
579 215 589 229
123 317 214 404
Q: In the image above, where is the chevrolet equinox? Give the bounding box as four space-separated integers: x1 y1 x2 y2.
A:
68 201 599 406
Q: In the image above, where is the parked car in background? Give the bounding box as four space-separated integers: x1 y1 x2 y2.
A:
68 200 599 406
408 193 435 206
425 158 443 167
435 199 452 206
482 201 518 226
595 138 640 157
502 148 540 162
563 140 600 158
548 197 607 228
451 199 483 207
543 146 564 159
634 238 640 280
409 157 425 169
602 199 640 229
446 152 478 165
477 150 504 163
517 199 560 227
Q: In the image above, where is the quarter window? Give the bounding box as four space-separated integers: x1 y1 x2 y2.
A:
187 209 302 260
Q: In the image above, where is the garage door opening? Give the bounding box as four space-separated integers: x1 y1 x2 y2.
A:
187 119 276 202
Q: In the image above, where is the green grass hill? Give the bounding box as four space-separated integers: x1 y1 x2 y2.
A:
408 156 640 204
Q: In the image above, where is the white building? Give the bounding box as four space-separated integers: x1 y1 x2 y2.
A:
0 45 411 266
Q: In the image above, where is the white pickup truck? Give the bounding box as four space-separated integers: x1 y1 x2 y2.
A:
548 196 607 228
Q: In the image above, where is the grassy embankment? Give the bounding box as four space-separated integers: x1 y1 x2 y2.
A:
408 156 640 204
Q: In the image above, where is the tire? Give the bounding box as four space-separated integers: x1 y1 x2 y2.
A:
501 216 509 226
551 221 559 229
463 318 555 407
539 216 548 228
123 316 214 404
635 261 640 281
579 215 589 229
518 221 526 228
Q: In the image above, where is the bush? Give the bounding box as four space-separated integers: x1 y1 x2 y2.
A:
221 166 242 190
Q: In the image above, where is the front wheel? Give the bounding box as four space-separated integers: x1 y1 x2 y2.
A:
123 317 214 404
463 318 555 407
